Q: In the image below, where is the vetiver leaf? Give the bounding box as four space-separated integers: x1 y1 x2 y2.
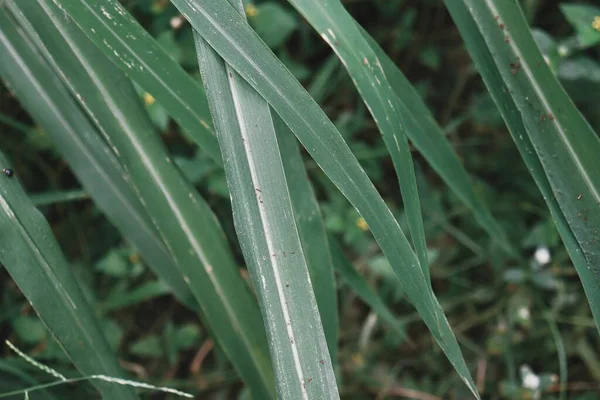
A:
50 0 221 165
444 0 600 329
278 113 408 344
6 2 275 396
0 145 134 400
193 0 338 396
359 26 514 255
274 115 338 362
169 0 478 395
52 0 511 260
1 0 198 312
285 0 429 281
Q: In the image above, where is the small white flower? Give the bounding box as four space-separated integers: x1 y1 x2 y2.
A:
521 365 541 390
534 247 551 265
523 372 541 390
557 45 569 57
518 307 530 321
170 15 185 30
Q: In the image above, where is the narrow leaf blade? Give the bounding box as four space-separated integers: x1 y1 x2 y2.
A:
0 146 134 400
194 4 338 394
444 0 600 330
171 0 478 395
287 0 430 280
274 115 339 362
2 0 198 312
51 0 221 164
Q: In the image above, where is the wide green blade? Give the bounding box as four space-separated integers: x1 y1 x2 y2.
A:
274 114 338 363
194 1 337 395
359 26 513 255
51 0 221 165
286 0 429 281
0 0 197 313
0 147 135 400
6 2 275 397
169 0 477 395
444 0 600 329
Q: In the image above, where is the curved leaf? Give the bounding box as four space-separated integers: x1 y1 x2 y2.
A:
285 0 429 281
4 2 275 396
359 26 513 255
169 0 478 395
0 146 134 399
51 0 221 164
444 0 600 330
2 0 198 312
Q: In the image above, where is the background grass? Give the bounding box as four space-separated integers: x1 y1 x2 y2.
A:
1 0 599 399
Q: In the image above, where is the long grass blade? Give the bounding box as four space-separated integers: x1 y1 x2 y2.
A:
286 0 429 281
359 26 514 255
1 0 198 313
0 145 135 399
170 0 478 395
4 2 276 396
50 0 221 164
444 0 600 331
193 1 338 396
52 0 511 259
274 115 339 362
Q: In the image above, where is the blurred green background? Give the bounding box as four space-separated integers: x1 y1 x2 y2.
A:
1 0 599 398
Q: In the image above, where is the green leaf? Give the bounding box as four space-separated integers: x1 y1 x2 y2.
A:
560 4 600 50
0 362 60 400
359 25 514 255
51 0 222 164
531 29 560 73
1 0 198 313
156 30 183 65
558 57 600 104
169 0 478 395
7 2 275 396
307 54 341 103
95 250 130 278
0 142 135 400
29 189 89 207
55 0 507 267
102 281 172 312
194 1 337 395
101 319 124 351
11 316 47 345
444 0 600 332
130 335 163 358
172 324 201 350
286 0 429 283
274 115 338 363
248 2 298 49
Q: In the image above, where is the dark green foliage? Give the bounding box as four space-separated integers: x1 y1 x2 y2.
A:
1 0 599 399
